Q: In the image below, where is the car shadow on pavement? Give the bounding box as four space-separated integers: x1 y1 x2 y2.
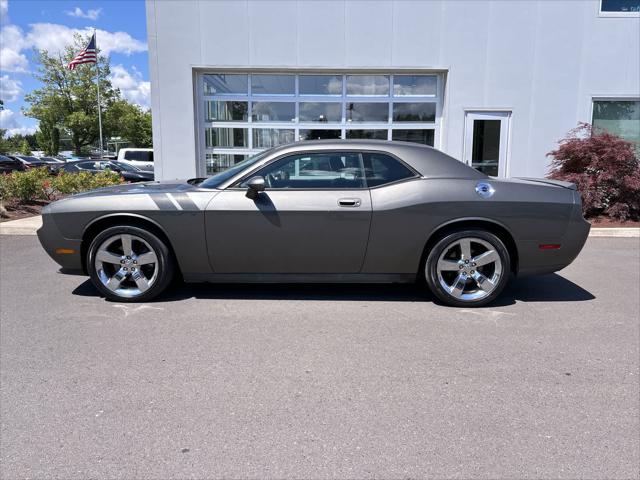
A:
72 273 595 306
491 274 595 306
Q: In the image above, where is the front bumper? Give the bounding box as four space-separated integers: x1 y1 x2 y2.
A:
37 213 83 271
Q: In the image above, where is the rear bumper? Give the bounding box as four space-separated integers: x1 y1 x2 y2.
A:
37 213 83 270
517 204 590 277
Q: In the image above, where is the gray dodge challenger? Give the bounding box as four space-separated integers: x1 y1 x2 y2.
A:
37 140 590 307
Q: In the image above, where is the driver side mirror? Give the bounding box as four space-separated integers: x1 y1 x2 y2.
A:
245 176 266 200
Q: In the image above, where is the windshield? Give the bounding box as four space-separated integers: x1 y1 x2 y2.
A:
199 151 270 189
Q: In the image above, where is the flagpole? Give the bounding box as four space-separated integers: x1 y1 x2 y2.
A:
94 30 104 156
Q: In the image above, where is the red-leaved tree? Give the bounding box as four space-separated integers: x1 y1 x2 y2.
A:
547 123 640 221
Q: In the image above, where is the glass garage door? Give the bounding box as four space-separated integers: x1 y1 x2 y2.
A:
197 73 444 175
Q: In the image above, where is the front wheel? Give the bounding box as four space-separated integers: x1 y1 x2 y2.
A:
425 230 510 307
87 226 175 302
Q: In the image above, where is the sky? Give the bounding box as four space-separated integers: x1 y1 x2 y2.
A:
0 0 149 136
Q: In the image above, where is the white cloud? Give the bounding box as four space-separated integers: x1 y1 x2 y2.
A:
0 24 29 72
110 64 150 108
66 7 102 20
0 108 38 137
0 74 22 101
0 47 28 72
26 23 146 56
0 0 8 19
0 22 146 74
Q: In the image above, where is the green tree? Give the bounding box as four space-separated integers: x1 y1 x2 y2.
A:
0 129 10 154
103 99 153 148
19 139 32 155
36 120 61 156
2 133 37 153
24 34 117 155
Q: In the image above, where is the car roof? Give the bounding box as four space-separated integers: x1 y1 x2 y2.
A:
257 140 486 179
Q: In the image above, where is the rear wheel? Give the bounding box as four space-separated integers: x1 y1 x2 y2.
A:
87 226 174 302
425 230 510 307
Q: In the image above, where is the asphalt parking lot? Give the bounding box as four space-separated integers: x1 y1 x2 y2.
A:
1 235 638 479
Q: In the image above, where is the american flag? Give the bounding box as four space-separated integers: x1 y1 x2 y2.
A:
67 33 97 70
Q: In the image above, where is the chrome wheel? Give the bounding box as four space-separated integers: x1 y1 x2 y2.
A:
434 237 503 302
94 233 159 298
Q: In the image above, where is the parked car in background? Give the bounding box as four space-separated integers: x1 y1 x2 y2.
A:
0 154 27 173
40 156 66 164
117 148 154 172
7 155 50 169
59 160 154 182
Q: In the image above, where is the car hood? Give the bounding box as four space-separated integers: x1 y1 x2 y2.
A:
69 179 202 198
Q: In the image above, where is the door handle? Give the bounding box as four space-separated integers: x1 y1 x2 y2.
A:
338 198 361 207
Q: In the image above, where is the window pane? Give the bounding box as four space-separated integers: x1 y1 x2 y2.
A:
205 101 248 122
251 74 295 95
203 74 248 95
253 129 295 149
471 120 501 176
393 103 436 122
392 129 435 146
251 153 364 189
205 153 248 174
592 100 640 146
299 102 342 122
205 128 248 148
252 102 295 122
346 103 388 123
346 129 388 140
346 75 389 96
299 129 342 141
601 0 640 12
393 75 437 96
299 75 343 95
362 152 415 187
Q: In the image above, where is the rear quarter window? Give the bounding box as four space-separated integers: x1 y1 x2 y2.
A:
124 151 153 162
362 152 417 187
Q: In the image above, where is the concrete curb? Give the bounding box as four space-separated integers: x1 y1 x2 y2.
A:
0 216 43 236
1 215 639 238
589 228 640 238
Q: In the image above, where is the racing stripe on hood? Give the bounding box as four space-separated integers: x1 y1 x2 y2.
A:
150 193 179 210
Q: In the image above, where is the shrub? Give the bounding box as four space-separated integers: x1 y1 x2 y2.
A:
51 170 123 195
0 168 124 204
547 123 640 221
4 167 50 202
0 174 10 202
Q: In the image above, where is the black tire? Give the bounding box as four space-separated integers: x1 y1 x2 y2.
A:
424 229 510 307
87 225 175 302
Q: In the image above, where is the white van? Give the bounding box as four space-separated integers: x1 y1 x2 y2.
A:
117 148 154 171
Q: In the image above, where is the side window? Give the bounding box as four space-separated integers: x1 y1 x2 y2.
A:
78 162 96 170
124 151 153 162
247 152 365 189
362 152 416 187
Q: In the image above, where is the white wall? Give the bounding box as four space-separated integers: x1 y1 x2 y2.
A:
146 0 640 180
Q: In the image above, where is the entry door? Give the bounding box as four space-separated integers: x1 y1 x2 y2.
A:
205 190 372 274
463 111 511 177
205 151 373 274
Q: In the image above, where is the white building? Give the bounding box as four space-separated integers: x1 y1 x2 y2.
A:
145 0 640 181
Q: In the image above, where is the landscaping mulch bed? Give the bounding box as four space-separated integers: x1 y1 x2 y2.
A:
588 216 640 228
0 199 52 223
